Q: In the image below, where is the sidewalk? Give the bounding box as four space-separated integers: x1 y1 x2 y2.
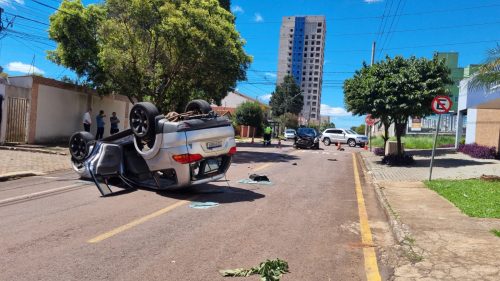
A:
360 149 500 280
0 146 71 178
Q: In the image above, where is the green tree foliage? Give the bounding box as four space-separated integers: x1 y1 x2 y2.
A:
469 44 500 90
344 55 453 155
48 0 251 112
269 75 304 117
320 122 335 132
235 101 263 128
218 0 230 11
355 124 366 135
0 66 8 79
278 112 299 130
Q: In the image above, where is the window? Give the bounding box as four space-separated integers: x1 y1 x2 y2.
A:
312 102 317 106
304 53 307 57
312 35 315 39
308 90 312 93
287 71 290 74
308 83 312 87
312 107 316 111
315 59 319 63
311 41 315 45
309 71 313 75
313 95 317 100
308 77 312 81
314 71 318 75
302 77 305 81
317 28 321 33
290 29 293 32
317 35 322 39
289 47 292 50
313 90 318 94
309 65 313 69
317 41 321 45
316 47 320 51
310 59 314 63
315 53 320 57
311 114 316 118
318 22 322 27
315 65 319 69
288 52 291 56
287 64 290 68
314 83 318 87
305 41 308 45
305 35 308 39
308 95 311 100
304 47 307 51
289 35 292 38
303 65 306 69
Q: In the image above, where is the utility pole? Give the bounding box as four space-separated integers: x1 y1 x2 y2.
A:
367 41 376 151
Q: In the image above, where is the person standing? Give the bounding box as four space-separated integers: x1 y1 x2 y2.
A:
82 108 92 132
95 110 106 140
109 112 120 135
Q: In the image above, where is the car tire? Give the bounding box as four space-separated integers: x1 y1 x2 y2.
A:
129 102 160 142
348 138 356 147
314 143 320 149
185 99 212 114
69 131 94 162
323 138 331 146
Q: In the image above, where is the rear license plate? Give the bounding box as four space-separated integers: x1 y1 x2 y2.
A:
206 140 222 150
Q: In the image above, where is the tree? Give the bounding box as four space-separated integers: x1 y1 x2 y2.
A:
355 124 366 135
469 44 500 90
235 101 263 128
345 55 453 156
218 0 230 11
320 122 335 132
278 112 299 130
48 0 251 113
269 75 304 117
0 66 8 79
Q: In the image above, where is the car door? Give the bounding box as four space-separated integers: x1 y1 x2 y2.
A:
331 129 345 143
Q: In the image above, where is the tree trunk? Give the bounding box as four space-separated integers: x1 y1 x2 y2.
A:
382 120 391 148
394 121 407 156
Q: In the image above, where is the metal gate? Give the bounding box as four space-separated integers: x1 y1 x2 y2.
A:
5 97 29 143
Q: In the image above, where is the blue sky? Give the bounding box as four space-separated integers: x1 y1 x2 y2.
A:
1 0 500 128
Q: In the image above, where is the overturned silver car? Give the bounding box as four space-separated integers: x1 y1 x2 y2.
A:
69 100 236 196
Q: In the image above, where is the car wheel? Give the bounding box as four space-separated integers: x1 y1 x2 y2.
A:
314 143 320 149
348 138 356 147
69 131 94 162
185 99 212 114
323 138 331 146
130 102 160 142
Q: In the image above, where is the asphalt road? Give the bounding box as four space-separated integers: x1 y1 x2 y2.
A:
0 142 393 281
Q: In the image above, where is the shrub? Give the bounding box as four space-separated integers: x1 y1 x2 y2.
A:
373 147 385 156
458 143 497 159
381 154 415 166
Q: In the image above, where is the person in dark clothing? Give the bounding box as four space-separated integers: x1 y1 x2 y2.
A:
83 108 92 132
109 112 120 135
95 110 106 140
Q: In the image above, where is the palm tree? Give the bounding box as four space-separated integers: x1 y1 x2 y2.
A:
469 44 500 90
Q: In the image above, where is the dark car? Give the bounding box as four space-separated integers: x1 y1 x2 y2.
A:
293 127 321 149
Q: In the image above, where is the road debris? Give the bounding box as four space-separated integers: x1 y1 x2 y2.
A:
249 174 270 182
292 162 297 165
219 258 289 281
238 178 273 185
189 202 220 209
327 159 337 161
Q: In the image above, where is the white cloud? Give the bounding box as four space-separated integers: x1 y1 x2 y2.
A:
364 0 383 3
0 0 24 7
264 72 277 78
6 61 45 74
259 94 272 102
231 5 244 14
254 13 264 22
320 104 351 116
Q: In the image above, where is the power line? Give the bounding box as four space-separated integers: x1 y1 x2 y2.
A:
378 0 404 58
30 0 72 15
3 12 49 26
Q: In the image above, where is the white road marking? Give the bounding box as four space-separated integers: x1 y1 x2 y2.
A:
0 183 89 205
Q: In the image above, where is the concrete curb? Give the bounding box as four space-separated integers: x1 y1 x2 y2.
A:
356 152 412 244
0 171 45 182
0 146 68 156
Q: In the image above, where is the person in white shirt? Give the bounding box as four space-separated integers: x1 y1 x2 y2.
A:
83 108 92 132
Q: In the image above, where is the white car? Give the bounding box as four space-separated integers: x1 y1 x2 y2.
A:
69 100 236 196
320 128 368 147
284 129 296 140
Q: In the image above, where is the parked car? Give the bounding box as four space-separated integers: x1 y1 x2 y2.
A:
69 100 236 196
294 127 321 149
284 129 296 140
321 128 368 147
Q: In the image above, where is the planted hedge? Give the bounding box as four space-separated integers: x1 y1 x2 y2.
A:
458 143 498 159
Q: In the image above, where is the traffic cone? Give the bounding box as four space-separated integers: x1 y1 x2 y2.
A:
364 145 368 150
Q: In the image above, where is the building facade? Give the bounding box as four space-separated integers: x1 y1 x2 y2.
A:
277 16 326 124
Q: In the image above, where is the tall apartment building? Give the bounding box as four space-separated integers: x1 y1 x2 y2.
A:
277 16 326 123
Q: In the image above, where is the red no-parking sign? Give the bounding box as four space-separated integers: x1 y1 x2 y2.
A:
365 114 376 126
431 96 452 114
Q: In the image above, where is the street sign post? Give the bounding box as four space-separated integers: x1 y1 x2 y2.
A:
365 115 376 152
429 96 452 181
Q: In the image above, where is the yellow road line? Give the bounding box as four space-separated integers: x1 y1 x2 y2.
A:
88 198 195 243
352 153 381 281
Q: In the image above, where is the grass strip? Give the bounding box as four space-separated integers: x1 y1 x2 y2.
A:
424 179 500 218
